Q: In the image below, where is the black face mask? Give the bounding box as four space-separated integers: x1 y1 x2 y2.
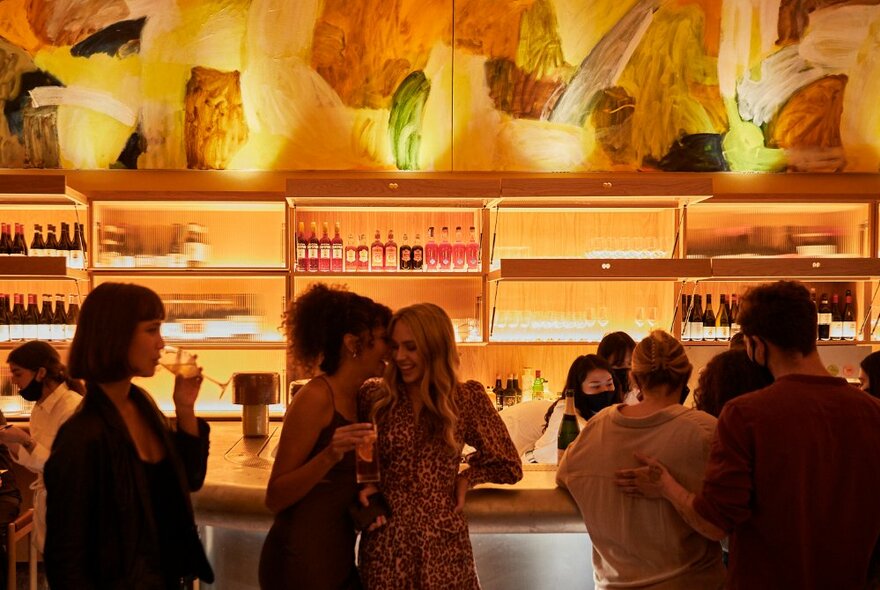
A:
611 368 631 396
747 337 776 383
575 390 617 418
19 377 43 402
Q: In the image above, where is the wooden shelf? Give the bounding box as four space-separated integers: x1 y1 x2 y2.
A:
0 173 87 206
91 267 289 276
682 340 869 347
488 259 711 281
293 270 482 278
709 257 880 279
0 257 88 281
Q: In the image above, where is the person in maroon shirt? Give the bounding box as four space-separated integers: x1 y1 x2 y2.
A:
617 280 880 589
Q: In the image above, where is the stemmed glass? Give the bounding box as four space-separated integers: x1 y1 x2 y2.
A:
598 306 610 329
159 345 232 397
646 306 658 329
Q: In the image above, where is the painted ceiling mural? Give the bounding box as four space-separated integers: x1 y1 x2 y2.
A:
0 0 878 172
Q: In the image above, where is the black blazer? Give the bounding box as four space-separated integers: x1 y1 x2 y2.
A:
43 382 214 589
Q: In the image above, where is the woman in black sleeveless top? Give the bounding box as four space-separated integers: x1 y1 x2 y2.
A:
259 284 391 589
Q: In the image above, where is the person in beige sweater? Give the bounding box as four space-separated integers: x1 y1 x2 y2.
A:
557 330 725 589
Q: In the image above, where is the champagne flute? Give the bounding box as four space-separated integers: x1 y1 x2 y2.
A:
159 345 232 397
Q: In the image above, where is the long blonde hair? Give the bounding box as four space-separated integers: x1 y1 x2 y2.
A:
371 303 461 453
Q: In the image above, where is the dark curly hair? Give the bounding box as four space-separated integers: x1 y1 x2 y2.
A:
738 281 816 355
287 283 391 376
694 350 774 417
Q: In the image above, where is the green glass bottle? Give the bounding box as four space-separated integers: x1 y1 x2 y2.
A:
557 389 580 463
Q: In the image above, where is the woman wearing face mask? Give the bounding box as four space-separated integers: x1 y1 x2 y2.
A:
597 331 636 404
558 330 724 589
4 341 83 552
529 354 617 464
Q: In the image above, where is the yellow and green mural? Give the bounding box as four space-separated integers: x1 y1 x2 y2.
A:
0 0 878 172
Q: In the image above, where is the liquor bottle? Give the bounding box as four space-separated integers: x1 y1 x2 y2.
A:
10 223 28 256
452 226 466 270
295 221 307 272
438 226 452 270
690 295 704 342
680 294 691 342
318 222 332 272
717 294 731 341
23 294 39 339
52 294 67 341
38 294 53 340
331 222 344 272
370 229 385 272
730 293 740 335
69 222 84 270
307 222 319 272
425 226 438 271
384 229 398 272
10 294 24 342
66 295 79 340
557 389 581 463
398 234 412 271
532 369 544 401
703 294 716 341
0 223 11 255
0 295 9 343
411 233 424 270
168 223 186 268
344 233 357 271
58 222 74 265
817 293 831 341
30 225 46 257
466 226 480 270
512 376 522 404
356 234 369 271
493 375 504 411
503 374 517 407
830 293 843 340
843 289 856 340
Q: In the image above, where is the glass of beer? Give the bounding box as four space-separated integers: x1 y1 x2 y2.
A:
159 345 232 397
356 424 380 484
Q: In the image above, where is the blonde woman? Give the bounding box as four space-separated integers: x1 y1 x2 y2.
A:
557 330 724 589
357 303 522 589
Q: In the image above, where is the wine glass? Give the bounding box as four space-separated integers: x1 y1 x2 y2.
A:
597 306 610 329
634 306 646 328
646 306 658 329
159 345 232 397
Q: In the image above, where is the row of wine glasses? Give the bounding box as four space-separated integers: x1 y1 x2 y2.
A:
586 237 666 259
491 306 658 342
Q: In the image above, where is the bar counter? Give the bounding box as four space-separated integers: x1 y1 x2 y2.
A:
195 422 595 590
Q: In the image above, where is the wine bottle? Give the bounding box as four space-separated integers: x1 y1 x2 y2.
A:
318 222 332 272
690 295 704 342
680 294 691 342
411 233 424 270
557 389 581 463
65 295 79 340
730 293 740 335
384 229 398 272
10 294 24 341
52 293 67 341
295 221 307 272
466 226 480 271
503 373 516 407
10 223 28 256
0 295 10 343
30 224 46 257
703 294 716 341
331 222 344 272
830 293 843 341
38 294 53 340
23 294 39 339
425 226 438 271
58 222 73 265
370 230 384 272
356 234 369 271
493 374 504 411
717 294 731 341
513 376 522 404
452 226 466 270
344 233 357 272
843 289 856 340
438 226 452 270
399 234 412 271
69 222 84 270
307 222 319 272
0 223 11 255
817 293 831 341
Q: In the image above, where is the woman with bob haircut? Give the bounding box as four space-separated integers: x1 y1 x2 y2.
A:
357 303 522 589
4 341 83 552
260 283 392 590
43 282 213 589
558 330 724 589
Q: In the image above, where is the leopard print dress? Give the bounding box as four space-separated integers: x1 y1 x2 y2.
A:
357 380 522 590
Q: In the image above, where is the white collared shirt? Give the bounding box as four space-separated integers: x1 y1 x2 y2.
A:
15 382 82 483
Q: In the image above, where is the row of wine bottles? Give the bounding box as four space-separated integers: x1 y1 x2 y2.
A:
680 294 740 342
4 222 87 270
492 371 551 410
97 222 210 268
815 290 858 341
0 293 80 342
295 222 481 272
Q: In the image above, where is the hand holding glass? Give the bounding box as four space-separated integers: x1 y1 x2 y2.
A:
159 345 232 397
356 424 380 484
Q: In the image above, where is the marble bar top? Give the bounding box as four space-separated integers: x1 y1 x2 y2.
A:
193 422 585 534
